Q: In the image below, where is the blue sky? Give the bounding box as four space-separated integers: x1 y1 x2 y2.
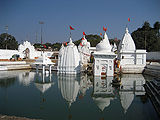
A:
0 0 160 44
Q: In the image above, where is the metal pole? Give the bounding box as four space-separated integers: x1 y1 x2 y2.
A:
144 31 146 50
39 21 44 55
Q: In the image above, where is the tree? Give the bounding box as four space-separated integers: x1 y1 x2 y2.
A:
0 33 18 50
74 34 102 47
131 21 160 52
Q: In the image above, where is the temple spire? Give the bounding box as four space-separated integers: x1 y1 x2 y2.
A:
125 27 129 34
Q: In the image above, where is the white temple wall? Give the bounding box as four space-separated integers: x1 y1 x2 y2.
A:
0 49 54 60
0 49 19 59
94 57 114 76
120 52 146 66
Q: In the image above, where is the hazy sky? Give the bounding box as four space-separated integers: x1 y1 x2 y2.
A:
0 0 160 44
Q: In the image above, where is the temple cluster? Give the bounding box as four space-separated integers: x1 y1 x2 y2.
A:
57 27 146 76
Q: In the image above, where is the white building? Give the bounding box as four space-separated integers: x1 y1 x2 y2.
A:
57 38 81 74
0 41 54 60
93 32 116 76
117 28 147 73
78 34 90 66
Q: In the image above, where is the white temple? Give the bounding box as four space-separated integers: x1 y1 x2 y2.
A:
117 28 147 73
111 42 117 52
0 41 54 60
93 32 116 76
57 38 81 74
78 34 90 66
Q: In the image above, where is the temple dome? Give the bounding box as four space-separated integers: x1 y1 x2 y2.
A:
81 35 90 47
58 38 80 74
118 28 136 52
96 32 112 52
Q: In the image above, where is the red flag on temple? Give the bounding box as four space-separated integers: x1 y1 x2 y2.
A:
80 42 83 46
69 25 74 30
128 18 130 22
103 26 107 32
100 33 102 36
83 32 86 35
82 38 85 40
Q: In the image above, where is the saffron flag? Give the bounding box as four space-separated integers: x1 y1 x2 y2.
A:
103 26 107 32
83 32 86 35
80 42 83 46
82 38 84 40
128 18 130 22
69 25 74 30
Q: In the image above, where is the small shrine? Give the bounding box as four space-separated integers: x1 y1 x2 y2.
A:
78 33 91 66
57 37 81 74
117 28 147 73
93 32 116 76
33 53 54 74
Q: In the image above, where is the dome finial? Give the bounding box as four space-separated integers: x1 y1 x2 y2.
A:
69 37 73 43
104 32 107 39
126 27 129 33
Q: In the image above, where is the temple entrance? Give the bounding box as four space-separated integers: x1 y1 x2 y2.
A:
101 64 107 76
25 48 30 59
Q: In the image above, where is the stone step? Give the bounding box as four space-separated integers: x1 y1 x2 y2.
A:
147 82 160 100
144 82 160 115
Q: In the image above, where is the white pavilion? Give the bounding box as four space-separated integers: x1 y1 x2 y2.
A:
117 28 147 73
93 32 116 76
57 37 81 74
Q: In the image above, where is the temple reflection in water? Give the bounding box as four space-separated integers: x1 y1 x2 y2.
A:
58 75 80 107
92 74 146 113
0 70 157 120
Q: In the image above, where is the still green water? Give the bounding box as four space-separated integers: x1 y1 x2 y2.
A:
0 70 159 120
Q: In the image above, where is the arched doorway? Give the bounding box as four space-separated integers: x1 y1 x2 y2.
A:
25 48 30 59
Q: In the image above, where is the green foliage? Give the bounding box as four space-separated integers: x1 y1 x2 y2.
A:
34 42 61 51
86 34 102 47
52 42 61 50
0 33 18 50
74 34 102 47
109 38 120 47
33 43 41 48
131 21 160 52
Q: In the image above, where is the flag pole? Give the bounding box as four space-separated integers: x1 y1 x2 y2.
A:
70 29 71 38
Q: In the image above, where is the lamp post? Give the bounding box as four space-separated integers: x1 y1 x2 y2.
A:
39 21 44 55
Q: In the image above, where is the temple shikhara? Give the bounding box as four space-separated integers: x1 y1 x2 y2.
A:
117 28 146 73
